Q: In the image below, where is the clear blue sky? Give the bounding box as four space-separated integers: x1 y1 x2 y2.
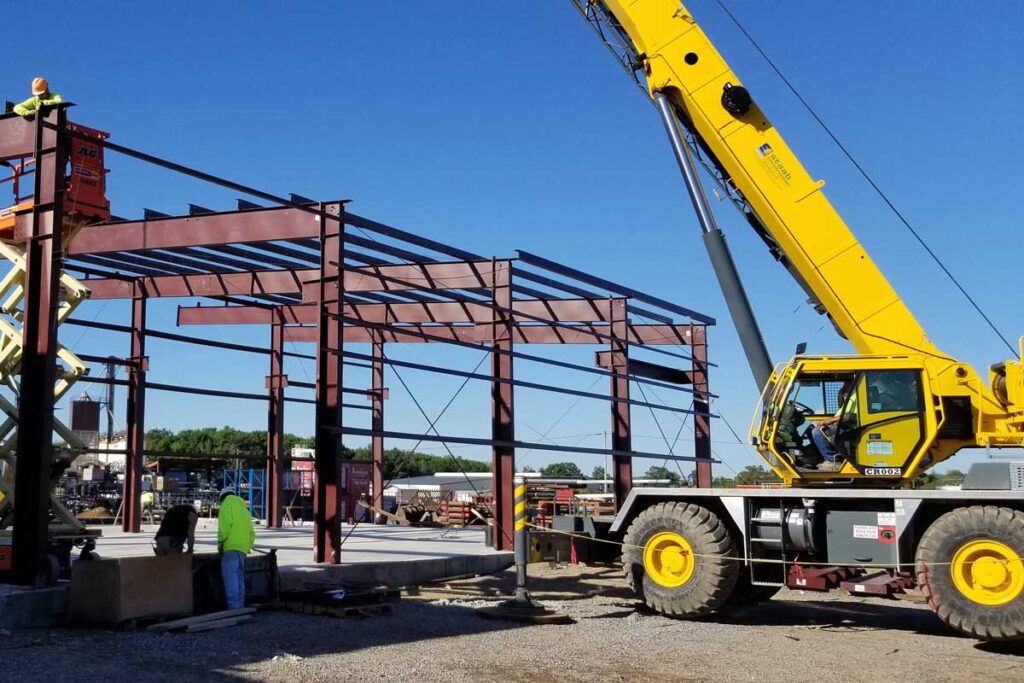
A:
6 1 1022 476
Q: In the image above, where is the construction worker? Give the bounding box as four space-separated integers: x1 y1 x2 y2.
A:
12 78 63 117
153 503 199 555
217 487 255 610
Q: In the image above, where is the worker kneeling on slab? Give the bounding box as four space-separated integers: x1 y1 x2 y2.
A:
218 488 255 610
154 504 199 555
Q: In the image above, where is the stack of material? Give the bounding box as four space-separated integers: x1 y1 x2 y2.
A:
440 500 474 527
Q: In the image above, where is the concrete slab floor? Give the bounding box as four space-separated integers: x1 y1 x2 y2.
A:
90 521 514 590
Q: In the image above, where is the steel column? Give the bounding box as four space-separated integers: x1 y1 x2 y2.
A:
491 260 515 550
10 106 68 585
610 298 632 510
692 326 713 487
313 203 344 563
371 338 385 523
265 312 286 528
123 283 148 533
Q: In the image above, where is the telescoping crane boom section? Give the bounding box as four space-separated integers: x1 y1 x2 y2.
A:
579 0 1023 485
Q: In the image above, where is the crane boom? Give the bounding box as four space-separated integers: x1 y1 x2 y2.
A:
590 0 938 357
579 0 1023 483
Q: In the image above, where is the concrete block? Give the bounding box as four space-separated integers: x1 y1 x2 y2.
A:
69 555 192 623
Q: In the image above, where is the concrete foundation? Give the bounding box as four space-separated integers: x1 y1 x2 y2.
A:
93 521 513 591
0 584 69 629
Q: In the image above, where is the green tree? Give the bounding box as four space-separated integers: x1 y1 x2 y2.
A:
711 475 735 488
541 462 584 478
643 465 683 486
591 466 607 480
734 465 777 486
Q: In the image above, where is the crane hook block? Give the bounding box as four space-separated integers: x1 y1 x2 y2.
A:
721 82 752 116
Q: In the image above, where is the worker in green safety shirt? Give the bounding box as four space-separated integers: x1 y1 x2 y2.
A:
217 487 256 610
12 77 63 117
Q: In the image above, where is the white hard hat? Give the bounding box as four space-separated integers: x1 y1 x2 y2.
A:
219 487 235 500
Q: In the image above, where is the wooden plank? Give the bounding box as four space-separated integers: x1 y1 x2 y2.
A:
185 615 253 633
147 607 256 632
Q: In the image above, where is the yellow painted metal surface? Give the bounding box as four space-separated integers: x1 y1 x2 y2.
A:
643 530 695 588
951 540 1024 606
597 1 1023 483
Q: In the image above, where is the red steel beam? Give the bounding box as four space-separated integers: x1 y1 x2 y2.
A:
123 283 147 533
68 205 322 255
83 260 506 299
9 108 66 584
313 204 344 564
171 299 635 326
692 326 713 488
0 113 35 161
371 338 385 524
265 315 286 528
491 260 515 551
609 298 632 511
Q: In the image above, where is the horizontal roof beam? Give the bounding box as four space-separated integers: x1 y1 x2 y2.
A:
80 260 506 298
68 203 343 255
281 323 696 346
175 298 627 326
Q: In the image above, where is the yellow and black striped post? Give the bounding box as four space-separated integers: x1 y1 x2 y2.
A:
476 477 570 622
513 478 529 601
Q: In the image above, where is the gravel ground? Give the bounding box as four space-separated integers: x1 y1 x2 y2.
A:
3 564 1023 682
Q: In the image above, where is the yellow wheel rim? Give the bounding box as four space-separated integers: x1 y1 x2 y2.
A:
643 531 695 588
950 539 1024 606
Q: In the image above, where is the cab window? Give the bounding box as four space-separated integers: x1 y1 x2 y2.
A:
865 370 922 414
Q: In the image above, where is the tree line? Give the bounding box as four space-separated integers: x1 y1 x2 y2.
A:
143 426 490 480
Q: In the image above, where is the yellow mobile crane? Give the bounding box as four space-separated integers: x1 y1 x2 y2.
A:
574 1 1024 640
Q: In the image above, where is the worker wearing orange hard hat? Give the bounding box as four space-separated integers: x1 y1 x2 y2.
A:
12 77 63 117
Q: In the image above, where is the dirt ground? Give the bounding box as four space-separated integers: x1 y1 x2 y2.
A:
3 564 1023 682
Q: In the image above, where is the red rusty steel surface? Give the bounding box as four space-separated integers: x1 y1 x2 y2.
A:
123 284 147 533
491 261 515 551
371 340 385 523
177 304 699 346
170 297 631 324
68 204 329 255
265 317 285 529
322 260 502 294
0 114 35 161
313 208 344 564
691 325 712 488
82 261 501 298
609 298 632 511
84 269 312 299
9 108 66 584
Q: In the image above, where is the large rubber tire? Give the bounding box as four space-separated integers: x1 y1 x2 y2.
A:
729 572 781 605
622 502 739 618
916 505 1024 641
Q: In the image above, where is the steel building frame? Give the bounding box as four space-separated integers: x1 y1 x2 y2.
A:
0 110 715 582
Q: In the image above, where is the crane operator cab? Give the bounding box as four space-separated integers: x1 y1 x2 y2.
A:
752 356 942 487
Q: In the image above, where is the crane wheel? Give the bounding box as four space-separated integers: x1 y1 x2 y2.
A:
622 502 739 618
916 505 1024 641
729 573 781 605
